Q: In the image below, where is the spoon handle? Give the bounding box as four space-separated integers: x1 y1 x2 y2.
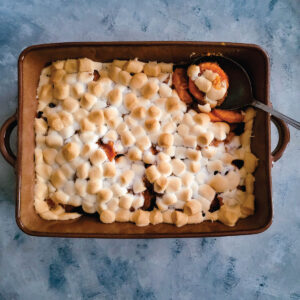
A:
251 100 300 130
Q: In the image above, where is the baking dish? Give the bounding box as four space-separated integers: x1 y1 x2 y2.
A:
0 42 290 238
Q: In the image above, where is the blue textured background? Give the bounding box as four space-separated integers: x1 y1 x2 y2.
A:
0 1 299 299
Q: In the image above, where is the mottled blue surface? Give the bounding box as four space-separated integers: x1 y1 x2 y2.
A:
0 0 299 299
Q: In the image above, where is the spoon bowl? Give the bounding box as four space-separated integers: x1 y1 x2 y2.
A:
187 55 300 129
192 55 253 110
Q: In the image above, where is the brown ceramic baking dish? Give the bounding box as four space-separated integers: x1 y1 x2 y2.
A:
0 42 290 238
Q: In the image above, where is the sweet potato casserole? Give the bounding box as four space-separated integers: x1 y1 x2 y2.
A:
34 57 257 227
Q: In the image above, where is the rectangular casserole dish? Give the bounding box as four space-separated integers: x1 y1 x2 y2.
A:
0 42 290 238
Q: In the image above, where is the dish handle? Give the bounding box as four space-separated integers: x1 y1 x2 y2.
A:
270 115 290 163
0 112 17 167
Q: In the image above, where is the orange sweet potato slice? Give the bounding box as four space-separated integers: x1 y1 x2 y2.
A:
100 141 117 161
177 88 193 104
213 109 243 123
208 112 222 122
173 68 188 89
172 68 193 104
188 78 205 102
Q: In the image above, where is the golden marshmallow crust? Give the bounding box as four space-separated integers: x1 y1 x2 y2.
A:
35 58 257 227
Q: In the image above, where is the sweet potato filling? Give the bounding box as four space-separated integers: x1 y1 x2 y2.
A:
97 140 117 161
150 145 159 155
46 198 56 210
172 68 193 104
93 70 100 81
213 109 243 123
141 178 158 211
208 109 243 123
208 111 223 122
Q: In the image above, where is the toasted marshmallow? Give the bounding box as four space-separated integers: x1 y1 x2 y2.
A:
194 76 212 93
100 210 116 223
145 165 160 183
166 177 182 193
154 176 168 193
53 83 70 100
144 118 160 132
62 142 80 161
187 65 200 80
158 133 174 147
124 60 144 74
172 211 188 227
130 73 148 90
142 80 159 99
144 62 161 77
108 88 123 107
165 97 180 112
121 130 136 147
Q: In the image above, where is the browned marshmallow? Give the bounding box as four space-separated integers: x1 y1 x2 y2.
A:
64 59 78 73
62 142 80 161
145 165 160 183
53 83 70 100
165 97 180 112
124 60 144 73
184 200 202 216
172 211 188 227
158 133 174 147
129 73 148 90
143 62 161 77
124 93 138 111
142 80 159 99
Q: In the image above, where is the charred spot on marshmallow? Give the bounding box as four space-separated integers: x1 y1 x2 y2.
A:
209 195 224 213
232 159 244 169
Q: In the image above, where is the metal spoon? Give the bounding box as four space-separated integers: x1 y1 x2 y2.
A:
182 55 300 129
